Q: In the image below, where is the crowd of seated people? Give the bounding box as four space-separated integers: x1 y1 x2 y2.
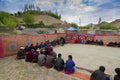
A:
16 37 120 79
75 38 120 48
76 38 120 47
16 37 76 74
80 39 104 46
107 42 120 47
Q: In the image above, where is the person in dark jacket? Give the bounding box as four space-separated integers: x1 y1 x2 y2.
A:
114 68 120 80
24 45 29 53
29 44 35 50
50 48 57 59
34 43 39 50
54 53 64 71
90 66 107 80
60 37 66 46
65 55 75 74
17 47 25 59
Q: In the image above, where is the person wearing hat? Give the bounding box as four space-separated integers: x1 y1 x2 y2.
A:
16 46 25 59
114 68 120 80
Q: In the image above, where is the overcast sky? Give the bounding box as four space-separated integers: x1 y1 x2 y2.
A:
0 0 120 26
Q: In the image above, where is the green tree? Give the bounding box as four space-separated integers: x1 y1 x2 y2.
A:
71 23 78 28
23 12 35 26
100 24 118 30
0 21 3 26
0 12 10 23
3 17 17 29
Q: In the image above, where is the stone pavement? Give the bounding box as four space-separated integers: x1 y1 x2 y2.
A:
54 44 120 79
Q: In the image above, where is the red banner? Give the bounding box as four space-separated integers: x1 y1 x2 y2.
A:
0 37 4 57
0 33 66 57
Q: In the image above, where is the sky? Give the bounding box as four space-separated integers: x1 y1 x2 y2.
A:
0 0 120 26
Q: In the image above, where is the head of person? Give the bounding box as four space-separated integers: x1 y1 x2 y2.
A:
25 45 29 48
50 48 53 51
58 53 61 58
36 43 39 45
115 68 120 75
68 55 72 60
31 49 35 52
30 44 33 46
40 49 44 54
99 66 105 72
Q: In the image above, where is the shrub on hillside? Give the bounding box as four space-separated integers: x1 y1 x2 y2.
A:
100 23 118 30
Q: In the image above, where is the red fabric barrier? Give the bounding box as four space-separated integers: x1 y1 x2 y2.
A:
0 33 66 58
0 37 4 57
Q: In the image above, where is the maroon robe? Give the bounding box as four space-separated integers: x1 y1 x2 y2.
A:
26 51 33 62
32 52 39 63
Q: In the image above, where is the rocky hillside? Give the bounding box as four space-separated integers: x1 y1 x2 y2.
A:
17 14 70 29
111 19 120 29
95 19 120 29
18 15 66 26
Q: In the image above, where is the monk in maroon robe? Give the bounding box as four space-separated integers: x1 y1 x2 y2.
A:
25 49 34 62
32 49 39 63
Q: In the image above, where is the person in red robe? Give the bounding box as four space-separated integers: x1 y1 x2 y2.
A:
32 49 39 63
25 49 34 62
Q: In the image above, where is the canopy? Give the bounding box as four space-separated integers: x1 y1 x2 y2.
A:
67 27 77 31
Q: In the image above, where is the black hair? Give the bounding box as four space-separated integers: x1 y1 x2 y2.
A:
50 48 53 51
58 53 61 58
99 66 105 72
115 68 120 75
68 55 72 60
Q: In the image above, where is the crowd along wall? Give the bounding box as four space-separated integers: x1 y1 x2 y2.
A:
0 33 120 58
0 33 66 58
94 35 120 45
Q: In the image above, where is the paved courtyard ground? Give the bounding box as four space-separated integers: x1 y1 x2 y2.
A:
0 44 120 80
54 44 120 78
